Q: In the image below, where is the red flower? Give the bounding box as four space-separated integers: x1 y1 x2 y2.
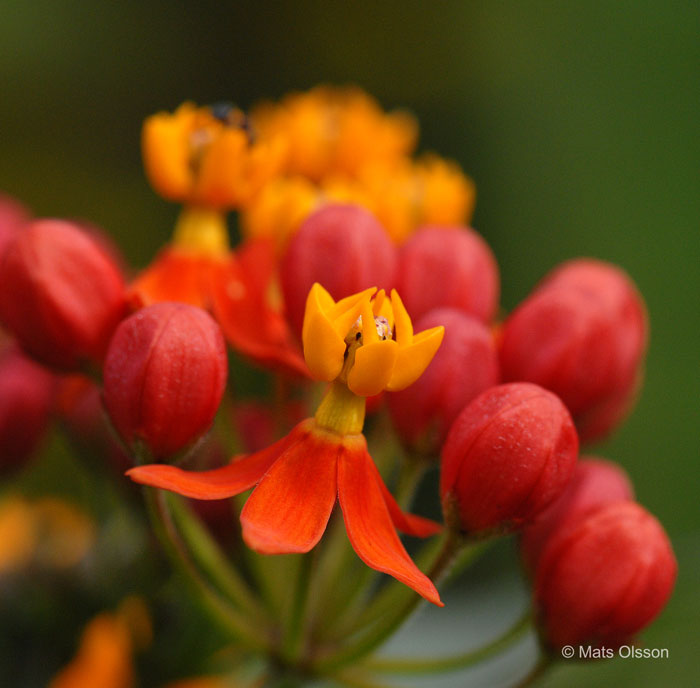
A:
388 307 500 454
103 303 228 459
0 219 127 370
500 259 647 442
535 501 676 650
440 383 579 536
519 457 634 574
396 225 499 324
128 419 441 605
0 344 55 474
280 203 397 337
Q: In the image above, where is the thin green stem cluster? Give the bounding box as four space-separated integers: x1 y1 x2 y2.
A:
137 415 544 687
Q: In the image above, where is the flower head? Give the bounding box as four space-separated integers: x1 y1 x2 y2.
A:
142 102 285 208
302 283 444 397
127 284 444 604
252 86 417 182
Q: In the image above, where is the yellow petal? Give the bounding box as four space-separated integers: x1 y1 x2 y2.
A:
330 287 376 320
372 289 386 316
390 289 413 346
387 326 444 391
196 128 248 206
332 294 371 340
347 340 398 396
302 312 346 381
360 299 379 343
142 115 193 201
302 283 334 344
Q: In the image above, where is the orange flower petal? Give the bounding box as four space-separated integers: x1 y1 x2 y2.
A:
142 110 194 202
129 248 227 310
240 424 338 554
126 432 293 500
211 243 309 378
371 464 442 537
338 446 443 605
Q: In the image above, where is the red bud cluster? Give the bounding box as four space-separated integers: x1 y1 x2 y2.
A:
388 308 499 454
280 203 397 336
103 302 227 459
534 501 676 650
440 382 578 535
396 225 499 323
0 219 127 370
500 259 647 442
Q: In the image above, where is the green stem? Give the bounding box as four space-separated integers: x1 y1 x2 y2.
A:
317 459 431 642
165 492 267 620
144 488 268 650
313 530 466 673
281 551 315 662
306 513 361 639
394 454 429 508
515 655 552 687
364 609 533 674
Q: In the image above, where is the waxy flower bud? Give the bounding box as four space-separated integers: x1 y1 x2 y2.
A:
0 219 127 370
396 226 499 323
0 345 54 474
280 203 397 336
388 308 499 455
440 383 578 535
103 303 227 459
535 502 676 650
520 457 634 574
500 259 647 442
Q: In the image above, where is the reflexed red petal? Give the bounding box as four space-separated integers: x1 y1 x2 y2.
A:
338 446 443 606
126 431 293 499
212 243 309 378
129 248 227 310
240 423 338 554
377 475 443 537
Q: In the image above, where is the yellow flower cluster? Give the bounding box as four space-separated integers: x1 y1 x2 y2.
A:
0 495 95 574
142 86 475 247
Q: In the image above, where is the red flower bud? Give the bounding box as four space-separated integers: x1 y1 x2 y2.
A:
520 457 634 574
388 308 499 454
280 203 397 336
103 302 227 459
500 259 647 442
396 226 499 323
0 194 30 259
440 382 578 535
0 345 55 474
0 219 127 370
535 501 676 650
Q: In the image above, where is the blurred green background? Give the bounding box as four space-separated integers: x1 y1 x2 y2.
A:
1 1 698 686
